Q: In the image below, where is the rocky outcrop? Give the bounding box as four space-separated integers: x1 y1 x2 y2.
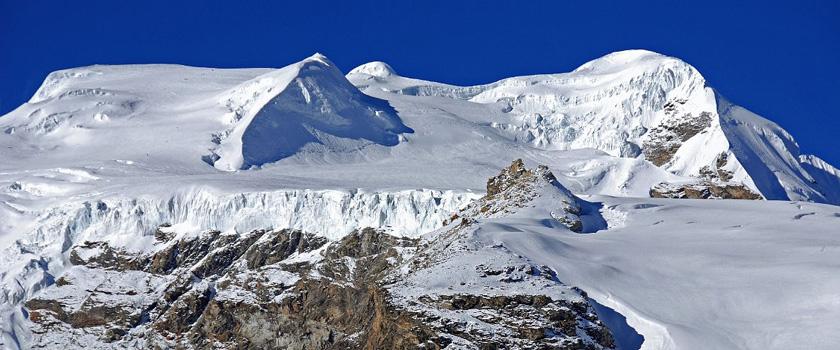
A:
650 181 762 200
457 159 584 232
642 99 714 167
647 149 763 200
422 293 613 346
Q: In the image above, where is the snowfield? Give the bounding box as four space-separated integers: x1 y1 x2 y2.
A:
0 49 839 349
494 196 840 349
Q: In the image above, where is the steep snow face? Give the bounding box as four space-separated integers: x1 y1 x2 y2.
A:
212 54 412 170
347 51 731 180
799 154 840 202
715 93 839 202
471 51 707 159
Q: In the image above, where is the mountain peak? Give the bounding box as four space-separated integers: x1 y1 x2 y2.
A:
211 54 412 171
601 49 667 61
573 49 689 74
303 52 332 65
296 53 345 78
348 61 397 78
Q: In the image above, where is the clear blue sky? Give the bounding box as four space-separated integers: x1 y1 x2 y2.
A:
2 1 838 164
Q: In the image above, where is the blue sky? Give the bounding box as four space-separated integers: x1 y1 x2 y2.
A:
2 1 838 164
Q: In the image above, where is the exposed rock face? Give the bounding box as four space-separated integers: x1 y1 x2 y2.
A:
650 181 762 200
642 99 714 167
486 158 532 197
697 152 735 182
174 228 438 350
25 229 335 348
27 227 612 349
421 293 612 345
646 146 762 200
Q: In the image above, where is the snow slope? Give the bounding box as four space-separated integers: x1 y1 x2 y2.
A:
401 160 840 350
491 196 840 350
212 54 412 170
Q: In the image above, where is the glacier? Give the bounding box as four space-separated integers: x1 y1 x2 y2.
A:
2 187 477 298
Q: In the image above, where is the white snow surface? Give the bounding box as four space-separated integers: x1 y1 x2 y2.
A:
0 49 839 349
489 196 840 350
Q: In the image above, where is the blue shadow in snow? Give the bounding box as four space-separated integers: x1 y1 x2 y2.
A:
589 298 644 350
578 200 608 233
239 60 413 169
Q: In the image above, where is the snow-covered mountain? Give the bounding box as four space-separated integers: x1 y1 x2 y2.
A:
348 49 840 204
1 50 839 349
